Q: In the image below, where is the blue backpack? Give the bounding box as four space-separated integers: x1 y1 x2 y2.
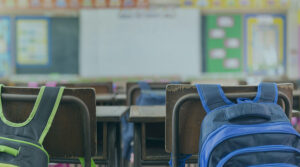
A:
122 81 166 160
194 82 300 167
135 81 166 106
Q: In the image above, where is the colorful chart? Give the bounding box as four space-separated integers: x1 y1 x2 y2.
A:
244 14 286 75
16 17 50 67
204 14 243 73
0 0 148 9
0 17 11 77
180 0 291 9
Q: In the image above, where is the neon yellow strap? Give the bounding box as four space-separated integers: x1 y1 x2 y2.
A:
79 157 96 167
0 85 45 127
0 163 18 167
39 87 65 144
0 145 19 157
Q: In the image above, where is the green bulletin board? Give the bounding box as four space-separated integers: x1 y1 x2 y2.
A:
203 14 243 73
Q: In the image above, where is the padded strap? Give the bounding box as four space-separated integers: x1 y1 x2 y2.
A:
253 82 278 103
138 81 151 91
35 86 65 144
196 82 278 113
196 84 233 113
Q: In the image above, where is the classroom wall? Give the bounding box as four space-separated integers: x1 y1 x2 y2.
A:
80 9 201 78
287 7 299 79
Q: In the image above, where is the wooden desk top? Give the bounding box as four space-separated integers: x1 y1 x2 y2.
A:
129 105 165 123
96 94 115 102
115 94 126 100
294 90 300 96
96 106 129 122
292 110 300 117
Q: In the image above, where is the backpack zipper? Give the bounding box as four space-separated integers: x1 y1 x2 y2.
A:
0 136 49 163
248 163 297 167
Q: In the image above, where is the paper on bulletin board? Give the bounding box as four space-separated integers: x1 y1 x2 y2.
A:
0 17 11 76
244 14 286 75
16 17 50 67
121 0 137 8
180 0 291 9
204 14 243 73
180 0 198 7
94 0 108 7
17 0 29 8
55 0 68 8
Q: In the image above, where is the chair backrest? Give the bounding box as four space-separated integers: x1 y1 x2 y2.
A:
126 82 189 106
165 83 293 154
263 79 299 89
0 86 96 158
191 79 247 86
58 82 113 94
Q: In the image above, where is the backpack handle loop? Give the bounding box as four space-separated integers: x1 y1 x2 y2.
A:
225 103 271 122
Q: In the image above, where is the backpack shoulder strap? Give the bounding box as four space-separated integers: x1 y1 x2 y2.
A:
253 82 278 103
196 84 233 113
29 86 65 144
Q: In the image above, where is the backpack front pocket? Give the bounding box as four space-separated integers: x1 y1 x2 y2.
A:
216 145 300 167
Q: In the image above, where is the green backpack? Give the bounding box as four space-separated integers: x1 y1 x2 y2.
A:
0 85 64 167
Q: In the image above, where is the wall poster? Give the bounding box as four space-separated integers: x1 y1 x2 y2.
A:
16 16 50 67
0 16 11 76
203 14 243 73
244 14 286 75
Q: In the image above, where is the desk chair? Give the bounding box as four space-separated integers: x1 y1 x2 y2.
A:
165 83 293 166
57 82 113 106
127 82 187 167
0 86 96 167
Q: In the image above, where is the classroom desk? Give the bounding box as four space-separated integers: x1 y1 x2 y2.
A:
94 106 129 167
96 94 115 105
115 94 127 105
293 90 300 110
129 105 169 167
292 110 300 117
96 94 127 106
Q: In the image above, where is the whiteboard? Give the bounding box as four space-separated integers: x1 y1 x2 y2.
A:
80 9 201 77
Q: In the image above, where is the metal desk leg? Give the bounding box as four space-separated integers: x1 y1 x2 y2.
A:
108 123 117 167
134 123 142 167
